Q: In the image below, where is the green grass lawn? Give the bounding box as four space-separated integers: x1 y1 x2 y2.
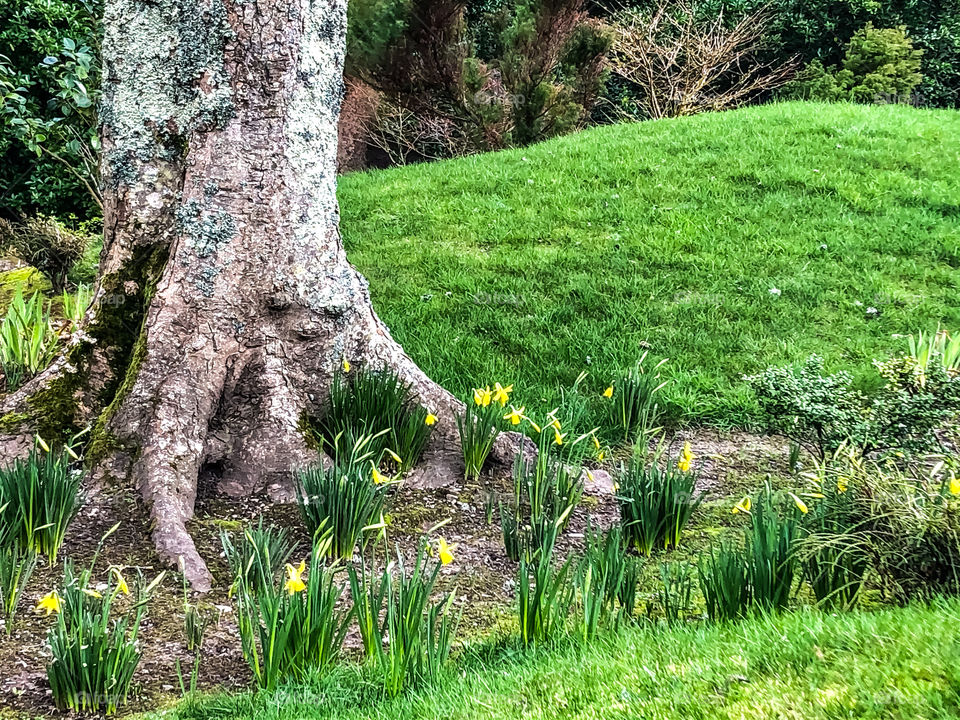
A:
339 101 960 427
170 600 960 720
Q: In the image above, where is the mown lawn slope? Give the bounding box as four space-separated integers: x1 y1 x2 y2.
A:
339 102 960 426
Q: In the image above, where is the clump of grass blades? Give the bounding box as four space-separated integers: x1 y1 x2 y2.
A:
221 518 297 596
518 523 573 646
796 456 870 609
698 539 751 622
578 523 639 638
457 388 503 481
616 445 702 556
746 485 799 613
908 327 960 376
315 368 432 474
60 283 92 331
0 536 37 635
605 353 668 444
296 432 392 559
653 561 694 625
235 531 352 692
501 432 584 561
0 289 59 391
0 442 81 561
46 528 164 714
347 539 459 697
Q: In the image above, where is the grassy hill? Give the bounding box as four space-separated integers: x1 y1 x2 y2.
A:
339 102 960 427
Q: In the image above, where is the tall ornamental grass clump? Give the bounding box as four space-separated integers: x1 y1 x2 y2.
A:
221 518 297 596
0 441 81 561
457 384 510 480
616 443 702 556
296 432 393 559
0 534 37 634
802 447 960 603
235 532 352 691
315 367 432 474
501 426 585 561
0 289 59 391
603 353 669 443
347 539 459 697
517 523 573 646
698 487 802 621
796 450 871 609
577 523 641 637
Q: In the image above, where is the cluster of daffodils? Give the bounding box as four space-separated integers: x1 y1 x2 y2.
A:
474 382 513 408
731 491 812 516
35 566 131 616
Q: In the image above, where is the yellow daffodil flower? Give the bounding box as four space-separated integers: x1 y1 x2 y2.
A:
837 476 848 494
473 387 492 407
342 358 351 373
597 450 605 462
586 469 595 482
284 561 306 595
528 418 542 433
36 435 50 453
82 588 103 599
553 429 567 446
677 441 694 472
386 449 402 465
436 537 457 566
602 386 613 399
111 567 129 595
504 405 525 425
789 492 809 514
36 591 61 615
425 413 437 426
732 496 752 514
950 476 960 496
592 434 600 450
492 382 513 406
372 465 389 485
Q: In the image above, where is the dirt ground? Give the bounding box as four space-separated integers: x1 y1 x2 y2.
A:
0 429 789 718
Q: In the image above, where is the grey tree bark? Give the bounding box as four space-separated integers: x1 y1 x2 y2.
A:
0 0 511 590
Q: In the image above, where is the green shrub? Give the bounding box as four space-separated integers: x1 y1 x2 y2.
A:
784 24 923 103
747 353 960 457
235 533 352 692
0 288 60 392
806 448 960 603
0 442 81 561
0 215 92 291
221 518 297 597
347 539 459 697
296 433 392 560
616 444 703 556
45 557 163 714
314 367 432 475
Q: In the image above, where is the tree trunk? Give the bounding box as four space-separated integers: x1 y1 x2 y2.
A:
0 0 501 590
